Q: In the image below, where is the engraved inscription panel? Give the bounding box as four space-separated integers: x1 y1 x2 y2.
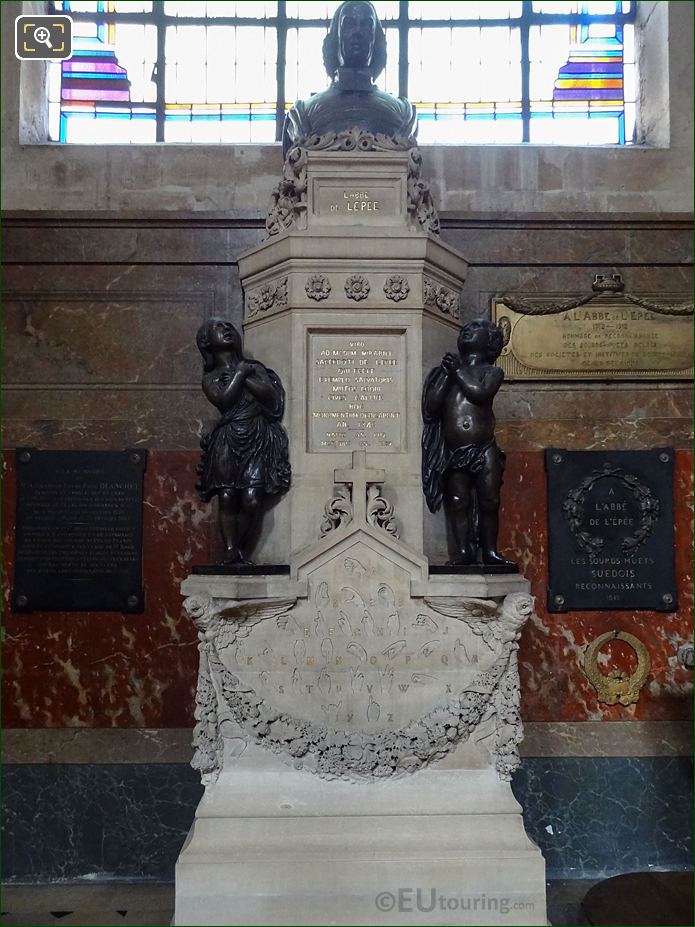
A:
545 448 676 612
308 330 405 453
312 180 401 223
493 299 694 380
13 448 146 612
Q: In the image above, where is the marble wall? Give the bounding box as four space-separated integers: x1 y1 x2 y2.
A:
3 758 692 882
2 211 692 882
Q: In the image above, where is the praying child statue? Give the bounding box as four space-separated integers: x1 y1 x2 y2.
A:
422 318 516 569
195 319 291 565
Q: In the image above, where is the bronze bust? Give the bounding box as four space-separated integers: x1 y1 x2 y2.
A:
422 319 516 569
282 0 416 156
195 319 291 565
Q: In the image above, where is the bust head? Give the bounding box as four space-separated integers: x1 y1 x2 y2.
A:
323 0 387 81
457 319 504 363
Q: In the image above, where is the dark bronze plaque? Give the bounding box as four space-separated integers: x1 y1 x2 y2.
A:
545 448 676 612
13 449 147 612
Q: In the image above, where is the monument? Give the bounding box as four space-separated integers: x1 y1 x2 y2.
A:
175 3 547 923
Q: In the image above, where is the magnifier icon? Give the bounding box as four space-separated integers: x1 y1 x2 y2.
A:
34 25 53 49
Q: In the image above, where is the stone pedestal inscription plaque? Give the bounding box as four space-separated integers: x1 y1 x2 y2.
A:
546 448 676 612
308 329 405 453
13 448 146 612
307 152 408 228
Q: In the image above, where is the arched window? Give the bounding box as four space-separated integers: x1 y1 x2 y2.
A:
48 1 637 145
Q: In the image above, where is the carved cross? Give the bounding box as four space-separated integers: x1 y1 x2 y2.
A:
334 451 385 527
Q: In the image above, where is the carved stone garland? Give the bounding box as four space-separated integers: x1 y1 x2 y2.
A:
499 273 694 317
185 591 532 784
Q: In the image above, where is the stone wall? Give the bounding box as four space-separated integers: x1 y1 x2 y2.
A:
2 0 693 887
2 2 693 215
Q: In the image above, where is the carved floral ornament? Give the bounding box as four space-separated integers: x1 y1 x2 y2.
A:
184 591 534 785
246 277 289 318
320 484 399 538
383 274 410 302
345 273 371 301
583 629 651 706
305 273 331 301
423 277 460 319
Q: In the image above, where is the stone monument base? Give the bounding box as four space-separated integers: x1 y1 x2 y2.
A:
175 560 547 926
174 749 546 926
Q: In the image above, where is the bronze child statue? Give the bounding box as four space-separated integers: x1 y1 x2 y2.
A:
422 318 516 569
195 319 290 565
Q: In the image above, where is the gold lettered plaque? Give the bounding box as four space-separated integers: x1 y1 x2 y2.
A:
493 292 694 381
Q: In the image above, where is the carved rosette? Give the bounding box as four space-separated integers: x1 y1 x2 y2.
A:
345 274 371 301
184 588 533 784
383 274 410 302
246 277 289 318
265 129 440 238
423 277 460 319
305 273 332 301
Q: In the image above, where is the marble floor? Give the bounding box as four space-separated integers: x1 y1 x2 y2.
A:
0 880 593 927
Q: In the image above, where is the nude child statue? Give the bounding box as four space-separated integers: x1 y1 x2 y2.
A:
421 318 516 568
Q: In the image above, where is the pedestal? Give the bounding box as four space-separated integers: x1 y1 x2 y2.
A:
175 556 546 926
175 763 545 926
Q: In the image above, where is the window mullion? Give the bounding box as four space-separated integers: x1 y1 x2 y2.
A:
520 0 531 144
154 2 166 143
398 0 409 99
276 1 287 142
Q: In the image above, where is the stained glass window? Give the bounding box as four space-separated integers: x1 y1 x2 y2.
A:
48 1 637 145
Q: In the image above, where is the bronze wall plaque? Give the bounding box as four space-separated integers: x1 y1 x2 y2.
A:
545 448 676 612
492 297 693 381
13 448 147 612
